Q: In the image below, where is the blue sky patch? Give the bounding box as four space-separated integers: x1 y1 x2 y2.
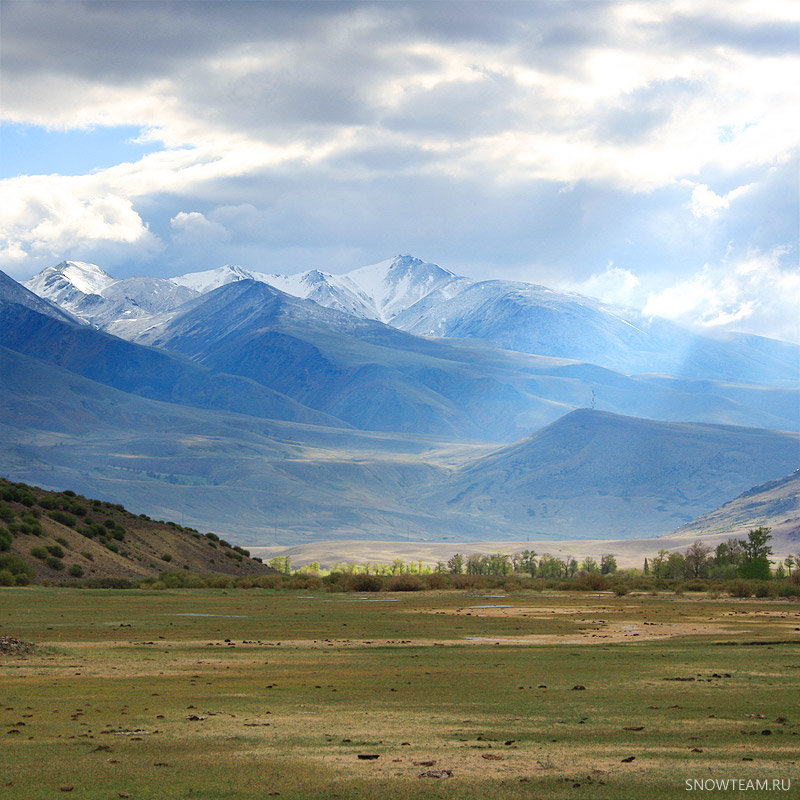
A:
0 123 162 178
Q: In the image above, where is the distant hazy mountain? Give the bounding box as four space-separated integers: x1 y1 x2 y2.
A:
1 272 338 427
427 409 800 539
27 255 800 389
131 278 799 438
671 470 800 550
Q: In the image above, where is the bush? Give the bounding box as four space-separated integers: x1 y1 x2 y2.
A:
451 574 488 590
0 568 14 586
386 574 425 591
46 545 65 559
48 510 77 528
0 527 12 552
30 546 48 559
425 572 452 590
81 551 94 561
55 536 69 548
68 564 84 578
729 579 753 598
0 553 34 579
348 574 384 592
46 556 64 571
161 553 172 562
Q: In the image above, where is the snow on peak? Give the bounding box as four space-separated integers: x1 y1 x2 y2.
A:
341 254 462 321
169 264 255 293
29 260 116 296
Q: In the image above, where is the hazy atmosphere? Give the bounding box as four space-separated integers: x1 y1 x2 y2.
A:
2 0 798 342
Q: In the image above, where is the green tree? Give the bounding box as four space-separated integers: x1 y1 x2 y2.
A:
684 540 711 578
537 553 566 578
600 554 617 574
466 554 488 575
447 553 464 574
566 557 578 577
268 556 292 575
517 549 537 577
581 557 599 574
737 527 773 580
486 553 512 576
666 552 686 579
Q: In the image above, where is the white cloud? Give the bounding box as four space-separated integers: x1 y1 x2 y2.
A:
170 211 231 244
0 174 160 269
562 265 643 307
644 248 800 342
683 180 753 220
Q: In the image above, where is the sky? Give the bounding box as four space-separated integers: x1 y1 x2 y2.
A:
1 0 798 342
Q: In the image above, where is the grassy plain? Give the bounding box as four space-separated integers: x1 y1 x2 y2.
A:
1 588 798 799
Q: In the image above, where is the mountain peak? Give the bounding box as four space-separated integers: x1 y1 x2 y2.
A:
170 264 254 293
28 260 116 297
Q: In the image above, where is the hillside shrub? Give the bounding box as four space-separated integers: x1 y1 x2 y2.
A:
0 502 15 522
0 528 12 552
48 510 77 528
68 564 84 578
55 536 69 548
46 545 65 559
46 556 64 571
0 553 34 580
0 569 14 586
30 546 48 559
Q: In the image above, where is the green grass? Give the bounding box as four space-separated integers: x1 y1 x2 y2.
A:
1 588 798 799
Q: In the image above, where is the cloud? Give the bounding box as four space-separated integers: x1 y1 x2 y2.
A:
170 211 231 244
564 265 643 307
0 0 796 344
0 174 160 269
644 248 800 343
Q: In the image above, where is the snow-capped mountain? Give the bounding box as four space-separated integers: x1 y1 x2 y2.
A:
168 254 466 322
24 260 199 331
23 254 800 388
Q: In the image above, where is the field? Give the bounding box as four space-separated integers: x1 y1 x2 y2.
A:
1 588 798 799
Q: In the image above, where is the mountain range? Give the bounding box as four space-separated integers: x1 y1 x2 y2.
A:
2 254 798 546
26 255 800 387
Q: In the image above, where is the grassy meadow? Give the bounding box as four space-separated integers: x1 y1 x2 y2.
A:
1 587 798 799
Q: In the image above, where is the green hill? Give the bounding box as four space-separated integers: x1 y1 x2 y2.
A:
0 478 273 585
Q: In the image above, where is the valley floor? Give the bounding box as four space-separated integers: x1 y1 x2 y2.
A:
1 588 798 799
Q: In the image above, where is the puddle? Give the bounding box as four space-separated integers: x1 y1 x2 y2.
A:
355 597 399 602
